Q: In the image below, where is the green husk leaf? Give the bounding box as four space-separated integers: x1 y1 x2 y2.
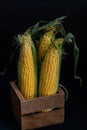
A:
62 33 82 84
0 44 18 75
26 16 66 37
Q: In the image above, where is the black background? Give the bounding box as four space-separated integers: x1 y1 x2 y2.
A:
0 0 87 129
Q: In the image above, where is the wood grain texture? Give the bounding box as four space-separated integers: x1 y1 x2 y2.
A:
10 82 21 126
21 89 65 115
21 108 64 130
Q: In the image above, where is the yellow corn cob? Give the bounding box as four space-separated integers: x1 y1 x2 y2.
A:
38 45 58 96
37 28 55 63
38 38 63 97
18 32 37 99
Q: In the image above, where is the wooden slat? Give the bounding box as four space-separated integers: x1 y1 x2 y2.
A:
10 81 24 100
10 82 21 126
21 108 64 130
21 90 65 115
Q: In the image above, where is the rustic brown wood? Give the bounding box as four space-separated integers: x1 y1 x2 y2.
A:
10 82 21 126
21 92 64 115
21 108 64 130
10 81 65 130
10 81 24 100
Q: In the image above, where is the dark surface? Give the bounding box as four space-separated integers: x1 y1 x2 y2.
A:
0 0 87 129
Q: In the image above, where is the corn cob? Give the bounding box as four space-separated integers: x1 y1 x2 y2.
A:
18 32 37 99
37 28 55 64
38 38 63 97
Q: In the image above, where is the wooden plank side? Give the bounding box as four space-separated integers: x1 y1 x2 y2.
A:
21 88 65 115
10 81 24 101
10 82 21 127
21 108 64 130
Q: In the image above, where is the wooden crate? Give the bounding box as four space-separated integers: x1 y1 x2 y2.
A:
10 81 65 130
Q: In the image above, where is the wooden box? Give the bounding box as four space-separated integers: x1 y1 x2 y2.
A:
10 81 65 130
